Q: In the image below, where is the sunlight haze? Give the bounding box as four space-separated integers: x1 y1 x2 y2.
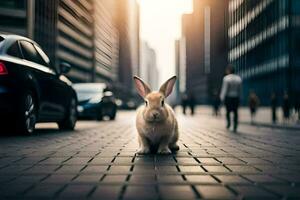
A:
139 0 193 84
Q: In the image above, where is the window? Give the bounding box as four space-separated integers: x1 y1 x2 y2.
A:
19 40 47 66
7 41 22 59
34 44 50 65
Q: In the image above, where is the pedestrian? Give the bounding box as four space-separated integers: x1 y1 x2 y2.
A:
294 93 300 122
282 92 291 123
212 90 221 116
271 92 278 123
220 65 242 132
248 91 259 124
181 93 188 115
188 92 196 115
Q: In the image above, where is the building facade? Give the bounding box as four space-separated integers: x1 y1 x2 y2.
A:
116 0 140 92
141 41 158 90
228 0 300 105
0 0 34 37
0 0 140 90
182 0 229 104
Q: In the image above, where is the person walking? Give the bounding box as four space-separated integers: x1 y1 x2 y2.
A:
188 92 196 116
248 91 259 124
181 93 188 115
220 65 242 132
271 92 278 123
282 92 291 123
212 90 221 116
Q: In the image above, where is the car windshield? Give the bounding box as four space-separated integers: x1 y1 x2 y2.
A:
74 84 106 101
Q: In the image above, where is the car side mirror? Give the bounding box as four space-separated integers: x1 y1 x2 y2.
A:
60 62 71 74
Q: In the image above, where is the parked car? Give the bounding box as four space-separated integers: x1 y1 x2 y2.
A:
74 83 117 120
0 34 77 134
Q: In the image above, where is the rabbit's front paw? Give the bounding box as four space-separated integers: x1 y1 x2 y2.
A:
157 147 171 154
169 143 180 151
137 147 151 154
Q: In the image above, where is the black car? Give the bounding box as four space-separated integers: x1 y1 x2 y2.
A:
74 83 117 120
0 34 77 134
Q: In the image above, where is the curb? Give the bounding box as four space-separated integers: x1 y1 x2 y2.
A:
241 121 300 131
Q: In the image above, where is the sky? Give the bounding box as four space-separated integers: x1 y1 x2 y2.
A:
139 0 193 84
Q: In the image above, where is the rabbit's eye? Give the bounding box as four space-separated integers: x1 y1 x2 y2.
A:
145 100 148 106
161 99 164 107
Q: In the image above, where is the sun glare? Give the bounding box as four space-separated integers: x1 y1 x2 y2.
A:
139 0 193 82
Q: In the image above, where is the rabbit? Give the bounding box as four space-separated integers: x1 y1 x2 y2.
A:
133 75 179 154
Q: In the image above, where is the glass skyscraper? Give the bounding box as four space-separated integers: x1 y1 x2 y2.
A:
228 0 300 105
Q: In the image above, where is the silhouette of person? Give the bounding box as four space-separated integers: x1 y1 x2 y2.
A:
271 92 278 123
181 93 188 115
188 92 196 115
248 91 259 124
212 90 221 116
220 65 242 132
283 92 291 123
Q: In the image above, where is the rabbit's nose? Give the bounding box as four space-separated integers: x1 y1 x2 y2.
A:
153 112 159 119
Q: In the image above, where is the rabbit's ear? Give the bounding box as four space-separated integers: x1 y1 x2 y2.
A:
159 76 176 97
133 76 152 98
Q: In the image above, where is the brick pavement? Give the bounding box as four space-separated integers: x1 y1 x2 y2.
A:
0 111 300 199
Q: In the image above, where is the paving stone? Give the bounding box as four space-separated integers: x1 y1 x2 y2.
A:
231 185 278 198
159 185 198 200
196 185 235 199
203 165 230 173
108 166 132 173
197 158 220 164
81 165 108 174
128 175 156 184
215 175 250 184
90 186 122 200
101 175 127 183
157 175 185 183
123 186 158 200
156 165 179 172
58 185 94 199
42 174 75 184
185 175 218 183
24 183 64 198
72 174 102 184
179 165 205 173
243 175 286 183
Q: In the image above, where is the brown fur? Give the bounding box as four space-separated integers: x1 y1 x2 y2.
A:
134 76 179 154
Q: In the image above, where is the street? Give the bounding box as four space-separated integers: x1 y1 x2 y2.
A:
0 111 300 200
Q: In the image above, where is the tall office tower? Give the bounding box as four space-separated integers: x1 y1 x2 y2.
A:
93 0 119 82
228 0 300 104
141 41 158 90
182 0 229 104
117 0 140 91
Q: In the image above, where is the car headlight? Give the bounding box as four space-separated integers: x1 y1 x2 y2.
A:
77 105 84 112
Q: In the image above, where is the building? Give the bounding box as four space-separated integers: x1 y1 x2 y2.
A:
228 0 300 105
141 41 158 90
0 0 140 88
0 0 34 37
94 0 119 82
182 0 229 104
174 39 185 105
116 0 140 92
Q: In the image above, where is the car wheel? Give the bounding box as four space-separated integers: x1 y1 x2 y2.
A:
58 97 77 130
109 107 117 120
96 111 103 121
17 91 37 135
